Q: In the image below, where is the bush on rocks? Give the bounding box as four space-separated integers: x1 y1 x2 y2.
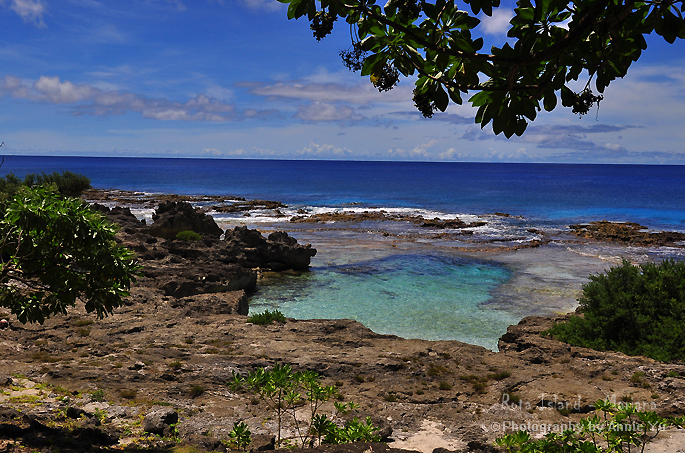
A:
546 259 685 363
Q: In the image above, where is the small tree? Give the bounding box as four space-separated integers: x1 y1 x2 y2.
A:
546 259 685 362
0 186 139 324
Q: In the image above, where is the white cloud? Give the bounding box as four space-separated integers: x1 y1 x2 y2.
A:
246 80 409 105
295 103 364 122
0 75 238 122
239 0 283 12
295 142 353 158
480 9 513 35
2 0 46 27
33 76 98 103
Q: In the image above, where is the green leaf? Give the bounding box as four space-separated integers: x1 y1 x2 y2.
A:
543 89 557 111
434 84 449 111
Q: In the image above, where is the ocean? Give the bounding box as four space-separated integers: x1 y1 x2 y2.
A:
3 155 684 349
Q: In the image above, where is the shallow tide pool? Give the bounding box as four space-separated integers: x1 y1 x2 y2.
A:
249 254 517 350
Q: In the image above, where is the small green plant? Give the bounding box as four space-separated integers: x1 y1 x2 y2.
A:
322 416 381 444
438 381 452 390
488 370 511 380
175 230 202 241
169 361 183 370
228 421 252 450
501 392 521 405
75 327 91 337
246 309 286 325
460 374 489 394
427 364 449 376
93 408 107 424
90 389 105 402
119 388 137 399
383 393 397 402
496 399 685 453
189 384 205 398
630 371 645 383
229 363 375 447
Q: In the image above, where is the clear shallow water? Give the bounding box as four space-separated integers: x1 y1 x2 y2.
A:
250 254 515 350
4 156 684 348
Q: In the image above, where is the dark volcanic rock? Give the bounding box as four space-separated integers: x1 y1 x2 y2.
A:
100 204 315 301
170 291 249 316
224 226 317 271
142 408 178 436
569 220 685 247
149 201 224 239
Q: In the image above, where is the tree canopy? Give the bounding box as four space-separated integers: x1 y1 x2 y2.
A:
0 186 139 324
280 0 685 137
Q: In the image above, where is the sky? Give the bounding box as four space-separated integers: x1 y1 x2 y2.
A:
1 0 684 164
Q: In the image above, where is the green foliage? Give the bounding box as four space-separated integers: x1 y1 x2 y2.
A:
279 0 685 137
322 416 380 445
496 399 685 452
228 421 252 450
189 384 205 398
247 309 287 325
90 389 105 402
22 171 92 198
0 170 91 199
175 230 202 241
0 186 140 324
229 363 377 447
545 259 685 362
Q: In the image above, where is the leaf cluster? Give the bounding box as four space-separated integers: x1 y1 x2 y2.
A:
279 0 685 137
175 230 202 241
0 170 91 200
229 363 378 447
0 186 140 324
496 399 685 452
545 259 685 363
228 421 252 450
247 309 287 325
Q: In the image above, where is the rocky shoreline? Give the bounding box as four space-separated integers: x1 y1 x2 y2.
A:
1 194 685 453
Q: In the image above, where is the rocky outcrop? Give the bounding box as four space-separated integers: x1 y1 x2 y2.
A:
223 227 317 271
569 221 685 247
149 201 224 239
143 408 178 436
93 203 315 310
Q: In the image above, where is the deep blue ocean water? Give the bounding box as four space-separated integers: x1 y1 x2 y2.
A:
4 156 684 349
3 155 684 231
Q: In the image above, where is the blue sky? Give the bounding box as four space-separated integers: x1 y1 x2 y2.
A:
1 0 684 163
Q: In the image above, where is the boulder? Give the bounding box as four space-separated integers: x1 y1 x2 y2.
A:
142 408 178 436
171 291 249 316
149 201 223 240
223 226 317 271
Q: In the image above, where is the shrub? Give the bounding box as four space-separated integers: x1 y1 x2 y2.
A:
119 388 137 399
545 259 685 363
228 363 374 447
247 309 286 325
23 171 92 198
90 389 105 402
496 399 685 452
175 230 202 241
189 384 205 398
